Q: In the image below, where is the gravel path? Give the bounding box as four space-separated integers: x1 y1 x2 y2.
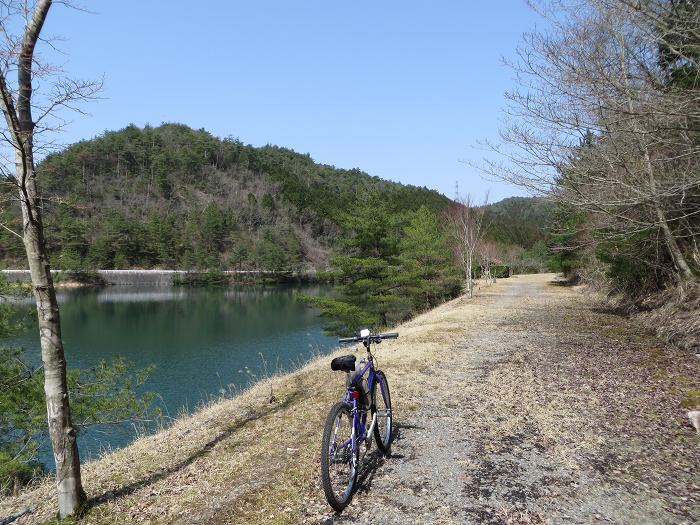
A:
310 275 700 525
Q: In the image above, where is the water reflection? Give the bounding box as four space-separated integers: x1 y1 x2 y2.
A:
4 284 335 468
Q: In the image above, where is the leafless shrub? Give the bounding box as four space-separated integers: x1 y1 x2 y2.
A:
444 193 489 296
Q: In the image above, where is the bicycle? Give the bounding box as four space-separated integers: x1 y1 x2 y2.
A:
320 328 398 511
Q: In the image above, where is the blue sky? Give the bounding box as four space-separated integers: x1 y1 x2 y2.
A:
41 1 540 202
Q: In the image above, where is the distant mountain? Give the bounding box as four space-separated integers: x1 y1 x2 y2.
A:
0 123 450 271
484 196 553 248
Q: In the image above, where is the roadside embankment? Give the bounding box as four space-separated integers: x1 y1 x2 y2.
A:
1 274 698 525
635 280 700 355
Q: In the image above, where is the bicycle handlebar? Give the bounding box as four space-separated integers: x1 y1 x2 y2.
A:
338 332 399 343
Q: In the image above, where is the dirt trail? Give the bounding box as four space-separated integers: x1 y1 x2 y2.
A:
310 275 700 525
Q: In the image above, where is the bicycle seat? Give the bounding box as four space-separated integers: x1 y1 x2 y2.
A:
330 355 356 372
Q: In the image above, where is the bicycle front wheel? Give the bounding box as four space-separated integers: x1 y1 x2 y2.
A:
320 402 358 511
372 371 393 453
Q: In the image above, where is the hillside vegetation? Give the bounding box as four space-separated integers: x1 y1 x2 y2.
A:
483 197 553 273
0 124 551 277
0 124 451 272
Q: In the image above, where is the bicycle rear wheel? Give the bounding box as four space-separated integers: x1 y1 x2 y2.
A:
320 402 358 511
372 371 393 453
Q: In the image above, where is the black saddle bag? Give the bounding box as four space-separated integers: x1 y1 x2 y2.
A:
331 354 356 372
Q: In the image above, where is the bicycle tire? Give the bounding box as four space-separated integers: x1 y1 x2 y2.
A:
372 370 393 453
320 402 358 511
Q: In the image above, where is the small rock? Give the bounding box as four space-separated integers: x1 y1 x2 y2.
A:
688 411 700 433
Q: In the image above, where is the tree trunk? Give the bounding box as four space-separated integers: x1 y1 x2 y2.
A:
657 205 694 279
643 148 694 280
17 147 85 517
467 252 473 297
0 0 85 516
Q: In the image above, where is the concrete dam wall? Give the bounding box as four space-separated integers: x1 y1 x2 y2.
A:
2 269 185 286
1 269 300 286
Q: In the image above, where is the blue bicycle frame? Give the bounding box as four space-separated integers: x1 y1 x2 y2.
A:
322 330 398 511
341 357 378 455
334 332 396 460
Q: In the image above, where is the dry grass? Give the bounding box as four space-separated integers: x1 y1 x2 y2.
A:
495 506 546 525
0 278 498 525
637 280 700 354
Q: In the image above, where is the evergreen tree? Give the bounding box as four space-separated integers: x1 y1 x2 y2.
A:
302 202 461 334
397 206 461 313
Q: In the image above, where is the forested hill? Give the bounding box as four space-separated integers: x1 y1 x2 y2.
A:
0 123 450 271
485 197 553 249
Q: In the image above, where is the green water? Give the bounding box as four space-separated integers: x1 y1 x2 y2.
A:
6 285 336 468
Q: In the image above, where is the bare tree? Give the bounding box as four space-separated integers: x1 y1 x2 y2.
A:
478 240 500 283
444 193 489 297
484 0 699 283
0 0 100 516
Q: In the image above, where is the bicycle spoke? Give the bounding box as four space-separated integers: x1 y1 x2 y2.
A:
323 330 398 510
372 372 393 453
321 403 357 509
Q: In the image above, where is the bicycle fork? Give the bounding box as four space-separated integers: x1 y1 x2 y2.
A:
353 405 377 447
365 413 378 444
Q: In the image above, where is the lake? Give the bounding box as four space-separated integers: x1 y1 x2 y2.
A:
4 284 336 469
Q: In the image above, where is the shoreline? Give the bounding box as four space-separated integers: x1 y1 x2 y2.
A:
1 269 320 287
